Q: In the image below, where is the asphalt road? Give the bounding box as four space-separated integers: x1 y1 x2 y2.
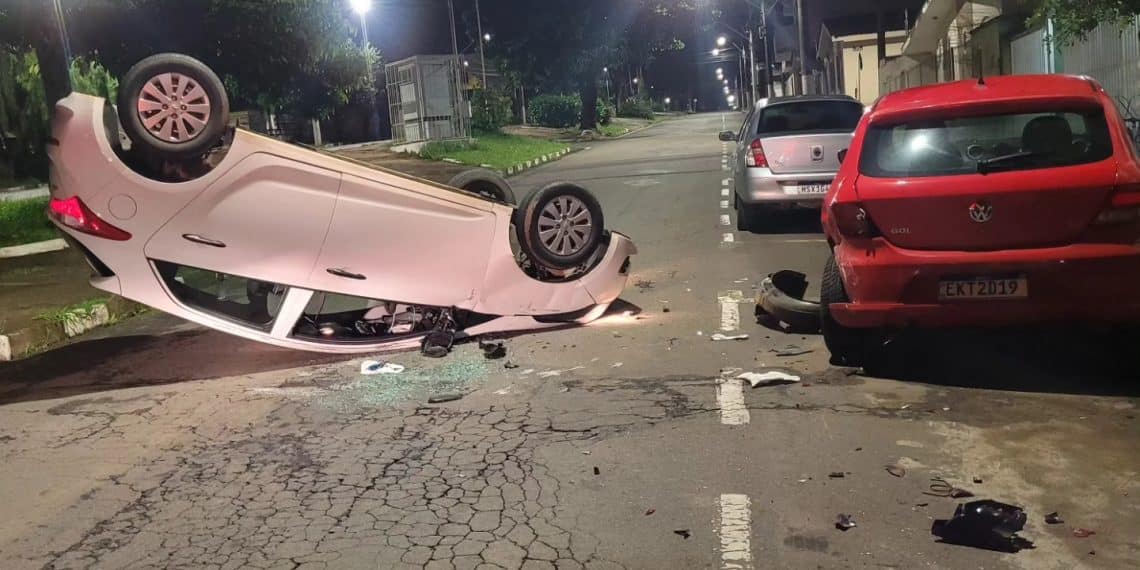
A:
2 113 1139 570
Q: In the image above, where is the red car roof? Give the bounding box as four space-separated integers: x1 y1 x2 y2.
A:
870 74 1106 123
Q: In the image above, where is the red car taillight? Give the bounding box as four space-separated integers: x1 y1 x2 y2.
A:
745 139 769 168
48 196 131 241
831 201 878 238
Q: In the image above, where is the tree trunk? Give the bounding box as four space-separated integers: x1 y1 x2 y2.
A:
579 74 599 131
28 0 73 110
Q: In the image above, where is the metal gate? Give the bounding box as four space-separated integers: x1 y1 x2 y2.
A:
385 55 468 145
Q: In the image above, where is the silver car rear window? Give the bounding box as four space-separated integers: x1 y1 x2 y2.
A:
756 101 863 136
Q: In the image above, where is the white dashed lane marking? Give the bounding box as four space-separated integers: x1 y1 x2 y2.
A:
719 214 731 226
722 188 730 197
716 379 749 425
718 290 744 331
722 232 735 243
720 200 729 209
718 494 753 569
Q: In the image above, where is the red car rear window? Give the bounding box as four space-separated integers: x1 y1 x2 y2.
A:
859 109 1113 178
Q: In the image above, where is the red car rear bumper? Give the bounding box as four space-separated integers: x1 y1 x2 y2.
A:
831 239 1140 328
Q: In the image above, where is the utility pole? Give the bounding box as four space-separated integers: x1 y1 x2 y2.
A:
760 1 774 98
446 0 466 137
748 28 758 104
796 0 808 95
475 0 488 89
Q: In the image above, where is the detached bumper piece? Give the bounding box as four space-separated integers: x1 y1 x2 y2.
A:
755 271 822 333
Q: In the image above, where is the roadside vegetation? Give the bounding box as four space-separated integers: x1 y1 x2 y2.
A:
0 197 55 248
420 134 566 171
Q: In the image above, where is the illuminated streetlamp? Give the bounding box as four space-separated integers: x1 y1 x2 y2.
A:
717 36 727 47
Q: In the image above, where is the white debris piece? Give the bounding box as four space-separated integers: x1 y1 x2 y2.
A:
737 371 800 388
711 333 750 341
361 361 405 375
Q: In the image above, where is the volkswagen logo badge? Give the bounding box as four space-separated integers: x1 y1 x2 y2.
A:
968 201 993 223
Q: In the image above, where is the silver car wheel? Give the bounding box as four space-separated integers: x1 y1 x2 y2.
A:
537 196 593 256
136 72 212 144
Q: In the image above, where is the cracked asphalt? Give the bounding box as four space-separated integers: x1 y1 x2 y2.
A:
2 113 1139 569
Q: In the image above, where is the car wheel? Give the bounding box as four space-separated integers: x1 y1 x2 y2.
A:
117 53 229 159
515 182 605 271
447 168 517 204
737 203 766 232
821 253 883 369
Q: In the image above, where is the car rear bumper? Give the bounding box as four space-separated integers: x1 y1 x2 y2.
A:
736 167 833 205
831 239 1140 328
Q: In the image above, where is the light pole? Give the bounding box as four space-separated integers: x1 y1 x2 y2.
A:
603 67 613 109
445 0 466 137
350 0 376 142
475 0 488 89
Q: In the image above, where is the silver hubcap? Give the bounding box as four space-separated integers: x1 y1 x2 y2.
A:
136 72 211 143
538 196 592 256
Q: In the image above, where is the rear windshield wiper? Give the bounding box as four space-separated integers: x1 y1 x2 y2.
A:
976 150 1052 174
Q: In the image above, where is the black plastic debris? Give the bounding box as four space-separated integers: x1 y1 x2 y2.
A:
479 339 507 360
428 393 464 404
835 514 856 531
593 467 600 476
421 330 454 358
662 307 671 313
885 464 906 478
931 500 1034 553
673 529 692 539
504 361 520 369
828 471 846 479
1044 512 1064 525
973 477 984 484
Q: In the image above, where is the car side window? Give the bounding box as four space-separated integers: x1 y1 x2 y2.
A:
738 110 753 143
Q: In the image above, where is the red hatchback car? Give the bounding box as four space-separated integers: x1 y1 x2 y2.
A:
820 74 1140 366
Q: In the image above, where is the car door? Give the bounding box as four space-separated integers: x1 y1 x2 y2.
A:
144 152 341 292
305 173 498 309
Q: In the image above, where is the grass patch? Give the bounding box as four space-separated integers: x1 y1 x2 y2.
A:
36 297 109 324
420 134 566 171
0 197 57 248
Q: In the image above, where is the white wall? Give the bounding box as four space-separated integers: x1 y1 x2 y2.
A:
838 34 906 104
1061 18 1140 111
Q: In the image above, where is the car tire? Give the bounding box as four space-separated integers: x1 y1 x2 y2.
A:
736 202 765 232
447 168 517 204
117 53 229 159
515 182 605 271
821 253 883 369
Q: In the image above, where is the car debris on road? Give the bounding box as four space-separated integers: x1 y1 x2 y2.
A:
711 333 750 341
931 500 1034 553
737 370 800 388
360 361 405 375
835 514 857 531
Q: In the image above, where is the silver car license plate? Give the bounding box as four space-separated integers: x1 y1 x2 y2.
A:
792 183 829 195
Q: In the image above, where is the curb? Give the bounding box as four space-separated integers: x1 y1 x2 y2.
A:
0 297 146 361
505 147 571 177
0 185 48 202
0 238 68 259
613 119 669 140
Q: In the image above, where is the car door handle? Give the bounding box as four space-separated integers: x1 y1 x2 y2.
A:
326 268 366 280
181 234 226 248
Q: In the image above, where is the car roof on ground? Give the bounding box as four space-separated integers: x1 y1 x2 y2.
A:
872 74 1104 117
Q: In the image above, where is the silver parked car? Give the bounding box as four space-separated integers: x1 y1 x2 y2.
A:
719 95 864 230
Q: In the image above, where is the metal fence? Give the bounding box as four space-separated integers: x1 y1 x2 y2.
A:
1061 18 1140 116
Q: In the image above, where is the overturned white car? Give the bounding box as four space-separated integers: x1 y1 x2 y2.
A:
47 54 635 354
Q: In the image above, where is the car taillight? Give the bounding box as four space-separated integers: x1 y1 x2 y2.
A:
831 201 878 238
745 139 768 168
48 196 131 241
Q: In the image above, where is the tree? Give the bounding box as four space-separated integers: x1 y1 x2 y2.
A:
481 0 691 131
1037 0 1140 44
2 0 379 119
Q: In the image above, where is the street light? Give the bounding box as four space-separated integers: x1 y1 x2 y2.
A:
349 0 376 141
727 94 737 104
483 33 492 42
711 48 720 57
716 67 723 74
664 97 671 105
350 0 371 15
717 36 727 47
